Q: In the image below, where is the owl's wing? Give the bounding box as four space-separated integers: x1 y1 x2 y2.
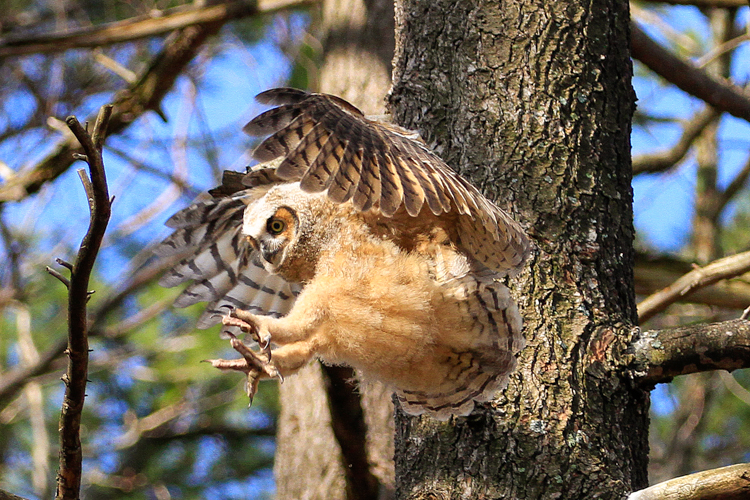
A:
244 88 530 275
156 171 301 328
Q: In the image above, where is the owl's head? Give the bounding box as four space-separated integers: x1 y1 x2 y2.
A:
242 183 330 282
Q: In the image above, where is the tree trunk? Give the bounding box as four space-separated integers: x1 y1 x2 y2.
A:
389 1 647 499
273 1 396 499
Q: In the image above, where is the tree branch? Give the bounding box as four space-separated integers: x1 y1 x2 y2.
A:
0 0 314 57
717 153 750 212
628 463 750 500
629 318 750 385
54 106 113 500
632 107 720 175
631 22 750 125
0 0 312 204
635 252 750 310
638 250 750 323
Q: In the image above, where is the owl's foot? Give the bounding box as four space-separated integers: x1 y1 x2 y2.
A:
222 311 272 362
204 332 282 404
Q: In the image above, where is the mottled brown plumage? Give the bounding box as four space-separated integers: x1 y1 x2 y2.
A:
158 89 531 419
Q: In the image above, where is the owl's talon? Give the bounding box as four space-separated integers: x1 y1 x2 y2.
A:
205 332 280 405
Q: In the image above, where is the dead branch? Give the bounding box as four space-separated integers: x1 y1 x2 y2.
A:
638 250 750 323
0 0 314 57
628 463 750 500
54 106 113 500
629 318 750 385
631 22 750 125
632 107 720 175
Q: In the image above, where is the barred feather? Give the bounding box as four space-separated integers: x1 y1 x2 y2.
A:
158 168 301 328
395 270 524 420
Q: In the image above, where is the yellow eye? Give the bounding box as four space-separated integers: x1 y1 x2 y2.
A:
267 218 285 235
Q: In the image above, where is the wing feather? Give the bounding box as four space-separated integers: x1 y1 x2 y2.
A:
244 87 531 274
157 171 301 327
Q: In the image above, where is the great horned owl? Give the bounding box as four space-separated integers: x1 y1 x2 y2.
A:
157 88 531 420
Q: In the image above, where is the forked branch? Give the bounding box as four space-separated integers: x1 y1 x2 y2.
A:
50 106 113 500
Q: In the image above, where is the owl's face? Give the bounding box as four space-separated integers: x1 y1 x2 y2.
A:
242 184 328 282
245 204 297 274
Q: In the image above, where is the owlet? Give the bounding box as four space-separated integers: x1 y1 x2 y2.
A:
156 88 531 420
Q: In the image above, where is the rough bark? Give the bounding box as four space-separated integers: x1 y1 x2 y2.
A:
272 1 395 499
390 1 645 499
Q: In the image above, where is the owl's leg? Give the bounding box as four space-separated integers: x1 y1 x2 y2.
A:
227 308 315 346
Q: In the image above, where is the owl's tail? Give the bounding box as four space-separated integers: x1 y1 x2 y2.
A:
396 275 525 421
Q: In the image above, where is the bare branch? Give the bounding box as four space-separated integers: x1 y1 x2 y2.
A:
55 106 112 500
0 0 315 57
629 318 750 385
631 23 750 125
638 251 750 323
45 267 71 289
696 33 750 69
0 11 240 203
635 254 750 310
628 463 750 500
632 107 720 175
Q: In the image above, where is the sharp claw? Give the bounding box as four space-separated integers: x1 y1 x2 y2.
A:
208 330 280 404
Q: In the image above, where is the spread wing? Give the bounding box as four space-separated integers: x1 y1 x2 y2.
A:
243 87 531 275
156 167 301 328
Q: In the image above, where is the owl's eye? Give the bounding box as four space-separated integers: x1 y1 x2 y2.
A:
267 218 286 235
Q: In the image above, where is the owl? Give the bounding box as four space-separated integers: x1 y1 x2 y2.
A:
156 88 531 420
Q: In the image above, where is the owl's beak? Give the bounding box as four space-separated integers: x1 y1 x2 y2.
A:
245 235 259 251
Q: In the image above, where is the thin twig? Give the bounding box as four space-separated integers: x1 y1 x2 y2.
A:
45 267 71 289
54 105 113 500
638 250 750 323
741 306 750 321
56 259 73 271
717 153 750 212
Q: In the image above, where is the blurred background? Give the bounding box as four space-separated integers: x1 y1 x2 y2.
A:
0 1 749 498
